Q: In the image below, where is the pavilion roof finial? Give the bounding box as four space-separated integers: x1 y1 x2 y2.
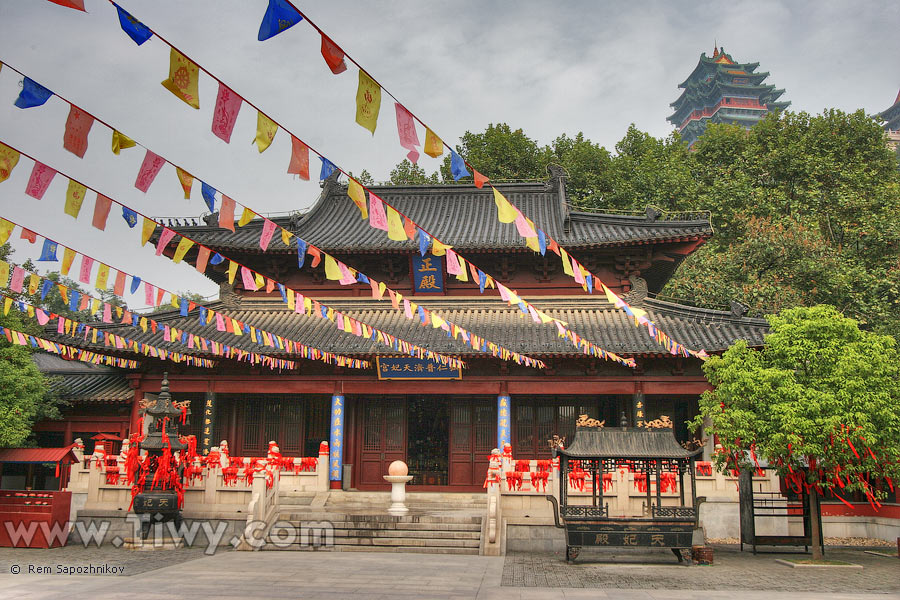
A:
894 86 900 107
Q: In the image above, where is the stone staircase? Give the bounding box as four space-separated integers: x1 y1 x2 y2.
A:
263 491 484 554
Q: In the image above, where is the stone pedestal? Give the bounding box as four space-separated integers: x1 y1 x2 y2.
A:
383 475 414 515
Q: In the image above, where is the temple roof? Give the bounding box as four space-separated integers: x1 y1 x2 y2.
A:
878 87 900 130
33 354 132 404
166 179 712 256
40 296 767 365
558 426 698 459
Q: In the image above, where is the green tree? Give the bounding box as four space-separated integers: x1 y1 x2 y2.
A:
389 160 439 185
439 123 550 183
694 305 900 559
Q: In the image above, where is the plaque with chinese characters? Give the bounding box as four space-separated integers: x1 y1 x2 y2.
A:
412 253 444 293
376 356 461 380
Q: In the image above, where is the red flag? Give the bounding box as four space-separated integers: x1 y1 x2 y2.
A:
92 194 112 230
25 162 56 200
473 170 489 189
320 34 347 74
134 149 166 192
113 270 126 296
63 105 94 158
195 246 211 273
211 83 242 143
219 196 236 232
394 103 420 163
288 136 310 180
46 0 85 10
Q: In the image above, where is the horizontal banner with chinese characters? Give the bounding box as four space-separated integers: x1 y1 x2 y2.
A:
376 356 462 380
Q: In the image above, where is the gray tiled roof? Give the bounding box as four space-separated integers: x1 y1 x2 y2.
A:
40 296 766 365
165 181 712 254
34 352 132 403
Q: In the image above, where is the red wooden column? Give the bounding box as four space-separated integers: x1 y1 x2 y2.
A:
127 374 143 436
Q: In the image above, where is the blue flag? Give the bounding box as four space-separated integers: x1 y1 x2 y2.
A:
296 238 307 268
585 272 593 294
450 151 470 181
276 283 287 303
209 252 225 266
478 270 487 294
114 3 153 46
40 279 53 301
15 77 53 109
418 229 430 257
37 239 58 262
257 0 303 41
130 276 141 294
201 182 216 212
179 297 189 317
122 207 138 228
69 290 80 313
537 230 547 256
356 273 369 284
319 156 337 180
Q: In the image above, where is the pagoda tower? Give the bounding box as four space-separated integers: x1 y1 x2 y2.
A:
876 87 900 151
668 46 789 147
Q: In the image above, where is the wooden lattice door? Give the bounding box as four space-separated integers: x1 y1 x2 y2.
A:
449 399 496 487
358 399 406 488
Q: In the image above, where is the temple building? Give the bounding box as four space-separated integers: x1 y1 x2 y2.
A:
669 46 789 147
877 87 900 150
28 169 769 492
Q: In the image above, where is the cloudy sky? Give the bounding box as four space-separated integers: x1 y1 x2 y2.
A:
0 0 898 307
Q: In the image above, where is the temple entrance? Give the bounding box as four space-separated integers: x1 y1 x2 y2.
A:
359 398 406 488
406 397 449 486
449 398 495 487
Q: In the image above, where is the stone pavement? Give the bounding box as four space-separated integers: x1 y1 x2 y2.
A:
0 545 896 599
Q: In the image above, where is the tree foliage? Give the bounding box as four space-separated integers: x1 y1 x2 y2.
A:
389 160 439 185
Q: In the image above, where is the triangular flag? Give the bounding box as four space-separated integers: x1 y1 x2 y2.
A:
38 239 58 262
319 157 337 180
195 246 211 273
64 179 87 219
227 261 238 284
259 218 277 251
257 0 302 41
288 136 310 179
20 228 36 243
175 168 193 199
25 162 56 200
172 237 194 263
355 70 381 134
0 219 12 245
111 130 136 155
347 179 368 219
15 77 53 108
254 111 278 152
134 149 165 192
113 2 152 45
560 248 574 276
0 143 20 183
394 103 420 163
450 151 470 181
431 239 449 256
61 247 75 275
386 206 406 241
161 48 200 109
122 206 138 228
63 105 93 158
141 217 156 246
492 187 517 223
219 196 236 231
515 212 537 238
237 206 254 227
201 182 216 212
323 255 342 281
211 83 242 143
368 192 388 231
473 170 489 189
320 34 347 74
424 128 442 158
46 0 86 11
156 227 176 256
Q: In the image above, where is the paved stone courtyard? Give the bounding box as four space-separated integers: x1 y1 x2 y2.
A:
0 545 897 599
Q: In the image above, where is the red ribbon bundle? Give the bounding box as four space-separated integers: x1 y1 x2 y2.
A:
696 461 712 476
633 473 647 493
531 471 549 492
505 471 523 491
568 470 586 491
602 472 613 492
535 460 551 473
514 459 530 472
661 472 678 493
105 465 120 485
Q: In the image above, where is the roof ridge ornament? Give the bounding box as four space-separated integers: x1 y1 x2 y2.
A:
545 164 570 233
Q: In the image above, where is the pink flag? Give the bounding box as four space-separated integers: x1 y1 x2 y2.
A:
144 282 154 307
156 228 176 256
25 162 56 199
514 212 536 238
134 150 166 192
288 136 310 180
446 249 461 275
10 266 25 292
215 312 226 332
497 283 510 302
102 302 112 324
195 246 211 273
219 196 236 232
78 256 94 284
259 218 277 251
212 83 242 143
36 309 50 326
63 105 94 158
338 261 356 285
572 257 585 284
394 103 420 164
403 298 413 319
241 266 257 291
368 192 388 231
92 194 112 230
57 317 65 334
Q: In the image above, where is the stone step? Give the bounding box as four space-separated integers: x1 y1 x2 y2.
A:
276 519 482 532
266 536 480 548
260 544 478 555
327 529 481 540
276 512 482 525
325 503 486 510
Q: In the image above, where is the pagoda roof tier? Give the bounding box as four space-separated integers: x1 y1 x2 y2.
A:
671 72 775 110
558 426 699 459
40 296 767 364
669 84 787 123
161 178 712 257
677 49 761 89
877 87 900 131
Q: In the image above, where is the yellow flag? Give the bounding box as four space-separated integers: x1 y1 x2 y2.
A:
0 219 13 245
61 248 76 276
170 294 180 308
347 179 368 219
111 130 136 155
424 128 442 158
492 187 517 223
95 264 110 290
0 143 20 183
227 260 238 284
355 70 381 134
455 254 468 282
602 283 619 305
431 239 449 256
386 206 406 241
281 228 292 246
286 289 295 311
0 261 8 287
238 206 254 227
525 236 540 253
161 48 200 109
254 272 264 290
431 314 446 329
254 112 278 152
141 218 156 246
172 237 194 263
232 319 242 335
176 168 193 199
28 273 40 295
560 248 574 277
64 180 87 219
324 255 341 281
